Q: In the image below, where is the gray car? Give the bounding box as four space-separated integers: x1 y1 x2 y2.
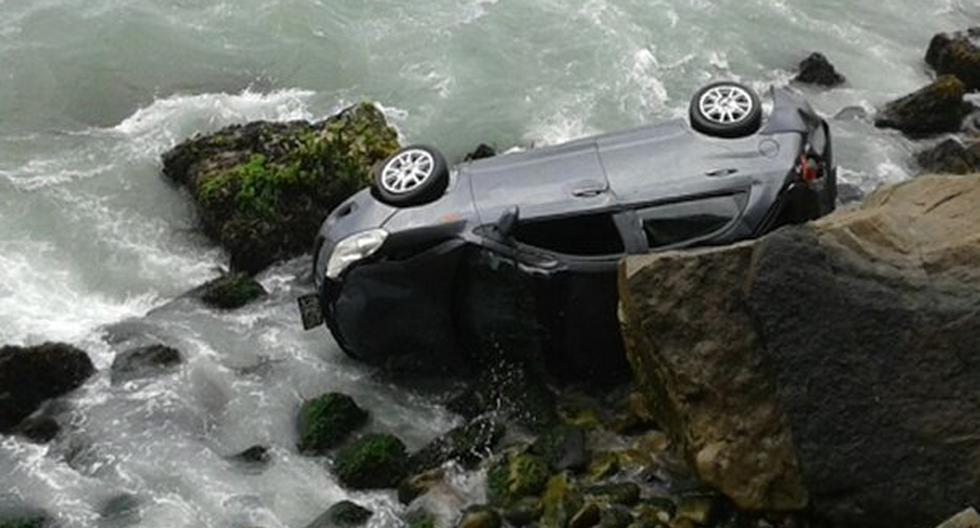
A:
299 82 837 381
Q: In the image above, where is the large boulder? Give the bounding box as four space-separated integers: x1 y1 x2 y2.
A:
874 76 973 136
927 28 980 92
162 103 400 274
619 175 980 527
0 343 95 432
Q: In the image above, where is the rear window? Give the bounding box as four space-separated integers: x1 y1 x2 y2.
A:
514 213 624 256
638 194 744 249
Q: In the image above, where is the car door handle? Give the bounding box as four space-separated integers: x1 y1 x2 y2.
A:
571 186 607 198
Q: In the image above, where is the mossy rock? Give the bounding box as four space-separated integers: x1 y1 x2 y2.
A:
457 505 502 528
334 433 408 489
404 509 438 528
530 424 588 473
162 103 400 274
539 473 584 528
303 500 373 528
0 342 95 432
584 483 642 507
398 467 445 505
298 393 369 455
197 273 266 309
926 29 980 91
487 451 551 507
874 76 973 136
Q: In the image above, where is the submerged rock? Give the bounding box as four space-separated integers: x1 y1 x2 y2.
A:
874 76 973 135
464 144 497 162
13 415 60 444
110 344 182 384
0 342 95 432
297 393 369 455
162 103 400 274
408 417 505 474
304 501 373 528
334 433 408 489
228 445 271 465
917 138 980 174
793 52 845 87
619 174 980 526
194 273 266 309
926 28 980 92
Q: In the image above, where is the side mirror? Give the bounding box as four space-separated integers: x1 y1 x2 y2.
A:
496 207 520 239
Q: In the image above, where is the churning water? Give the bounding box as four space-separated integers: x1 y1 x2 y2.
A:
1 1 978 526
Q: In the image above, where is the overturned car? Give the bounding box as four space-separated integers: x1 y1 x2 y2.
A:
299 82 837 381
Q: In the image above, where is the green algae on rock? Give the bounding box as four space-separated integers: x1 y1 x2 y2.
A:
334 433 408 489
297 393 369 455
162 103 400 274
195 272 266 309
487 451 551 507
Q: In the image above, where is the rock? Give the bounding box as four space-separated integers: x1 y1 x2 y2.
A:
874 76 973 135
98 493 141 524
408 417 505 474
917 138 980 174
464 144 497 162
399 468 446 505
162 103 400 274
0 514 52 528
569 502 601 528
110 344 182 384
926 29 980 91
228 445 270 465
13 416 60 444
619 174 980 526
334 433 408 489
584 483 641 507
486 451 551 507
585 451 620 482
539 473 583 528
793 52 845 87
0 342 95 432
456 506 501 528
405 509 438 528
674 496 719 526
194 273 266 309
530 425 588 473
501 497 543 527
936 508 980 528
297 393 369 455
446 361 559 432
833 106 869 121
597 505 632 528
304 501 373 528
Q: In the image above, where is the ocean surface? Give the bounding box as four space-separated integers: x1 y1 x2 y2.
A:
1 1 977 526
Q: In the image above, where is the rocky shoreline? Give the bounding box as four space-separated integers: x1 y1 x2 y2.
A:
3 28 980 528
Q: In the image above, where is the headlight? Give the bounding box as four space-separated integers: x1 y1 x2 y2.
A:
326 229 388 279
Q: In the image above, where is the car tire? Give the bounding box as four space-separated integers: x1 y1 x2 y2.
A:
372 145 449 207
689 81 763 138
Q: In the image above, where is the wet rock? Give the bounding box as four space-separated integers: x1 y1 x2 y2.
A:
486 451 551 507
162 103 400 274
935 508 980 528
297 393 369 455
674 496 719 526
926 28 980 92
585 451 620 482
584 483 641 507
0 342 95 432
405 509 438 528
334 433 408 489
502 497 543 527
193 273 266 309
0 514 52 528
408 417 505 474
619 175 980 526
13 416 60 444
874 76 973 135
228 445 271 465
836 180 865 204
399 468 446 505
917 138 980 174
304 501 373 528
597 505 633 528
530 425 588 473
833 106 869 121
632 498 676 526
539 473 583 528
456 505 501 528
464 144 497 162
793 52 845 87
98 493 141 525
446 361 559 432
110 344 182 384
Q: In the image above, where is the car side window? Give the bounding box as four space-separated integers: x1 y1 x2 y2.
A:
638 194 744 249
513 213 624 256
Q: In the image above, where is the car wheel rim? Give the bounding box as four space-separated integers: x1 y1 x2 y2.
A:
699 85 754 125
381 149 435 195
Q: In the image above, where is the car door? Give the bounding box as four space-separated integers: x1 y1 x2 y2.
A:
465 139 615 226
